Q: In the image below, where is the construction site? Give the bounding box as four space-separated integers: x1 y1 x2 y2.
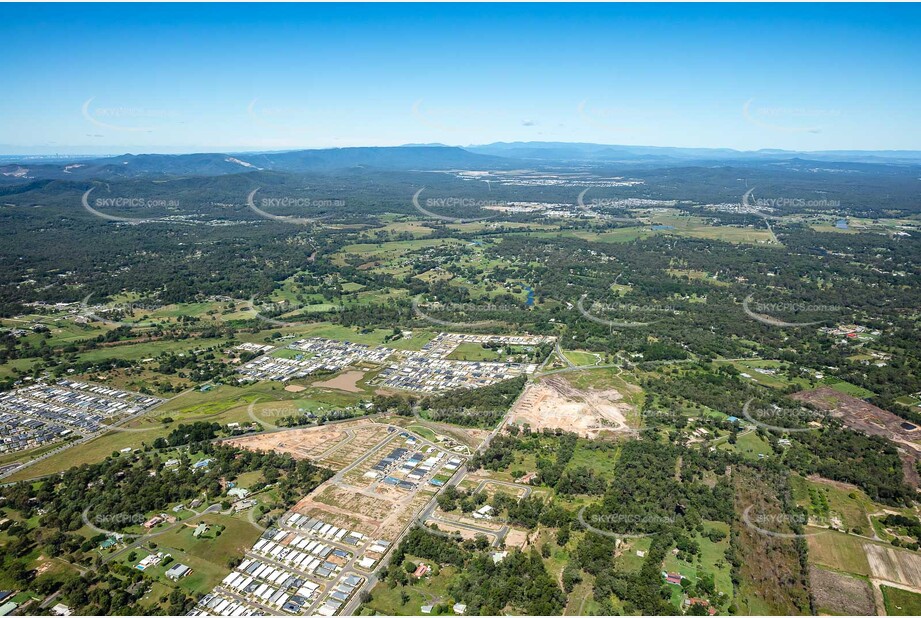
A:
507 375 634 438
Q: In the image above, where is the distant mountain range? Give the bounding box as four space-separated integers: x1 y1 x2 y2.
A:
2 142 920 183
0 147 514 182
468 142 921 165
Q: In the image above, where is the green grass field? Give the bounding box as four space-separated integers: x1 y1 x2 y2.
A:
882 586 921 615
806 529 872 577
520 213 778 246
719 430 773 460
77 337 226 364
566 442 620 477
364 563 458 615
271 347 305 359
445 342 503 362
790 474 878 534
824 378 876 399
562 350 603 366
115 512 261 598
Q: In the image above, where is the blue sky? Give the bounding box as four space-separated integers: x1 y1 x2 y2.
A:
1 3 918 154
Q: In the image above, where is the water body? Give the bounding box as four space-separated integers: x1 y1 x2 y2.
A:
835 219 849 229
525 285 535 307
651 224 675 230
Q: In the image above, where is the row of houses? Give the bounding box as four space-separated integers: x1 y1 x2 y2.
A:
251 533 347 580
188 591 263 616
194 512 376 616
421 332 554 358
218 555 321 613
0 379 162 454
283 514 367 548
313 573 363 617
0 410 70 454
235 332 550 394
365 440 461 493
381 352 537 393
237 337 395 383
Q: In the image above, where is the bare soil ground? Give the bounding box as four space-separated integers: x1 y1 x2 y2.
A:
224 424 352 462
865 543 921 588
424 520 497 542
313 484 394 520
792 387 921 487
232 419 440 544
224 419 393 473
292 502 379 537
810 565 876 615
477 481 529 500
431 507 506 533
313 369 366 392
378 489 436 540
507 376 633 438
319 424 394 470
504 527 530 549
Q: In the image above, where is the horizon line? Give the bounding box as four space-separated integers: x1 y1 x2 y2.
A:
3 141 921 160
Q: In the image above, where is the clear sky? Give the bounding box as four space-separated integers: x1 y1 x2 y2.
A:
1 3 918 155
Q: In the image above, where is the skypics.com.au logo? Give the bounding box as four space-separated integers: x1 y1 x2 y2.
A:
247 98 315 134
740 398 823 434
742 187 840 212
576 507 676 539
246 295 337 329
411 298 523 329
412 188 498 224
576 189 636 223
742 294 842 328
82 97 179 133
741 98 841 134
82 187 183 224
741 506 832 539
81 508 166 541
575 293 676 329
79 293 163 328
246 188 340 225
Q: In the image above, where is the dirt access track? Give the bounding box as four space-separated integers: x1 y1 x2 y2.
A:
508 375 633 438
792 387 921 487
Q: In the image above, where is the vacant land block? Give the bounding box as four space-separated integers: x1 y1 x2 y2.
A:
865 543 921 587
882 585 921 615
508 376 632 438
807 529 873 577
809 566 876 616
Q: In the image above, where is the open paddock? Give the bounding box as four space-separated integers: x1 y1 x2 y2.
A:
865 543 921 588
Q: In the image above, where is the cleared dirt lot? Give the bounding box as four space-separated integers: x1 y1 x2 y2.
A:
810 565 876 615
229 418 458 547
503 527 530 549
508 376 632 438
224 423 350 461
223 419 391 470
792 387 921 487
865 543 921 588
424 520 498 543
313 369 366 392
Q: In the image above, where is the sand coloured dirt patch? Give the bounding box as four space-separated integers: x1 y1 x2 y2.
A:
313 369 366 392
222 419 380 465
508 376 632 438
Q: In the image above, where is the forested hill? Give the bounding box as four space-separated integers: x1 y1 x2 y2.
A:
0 146 518 182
